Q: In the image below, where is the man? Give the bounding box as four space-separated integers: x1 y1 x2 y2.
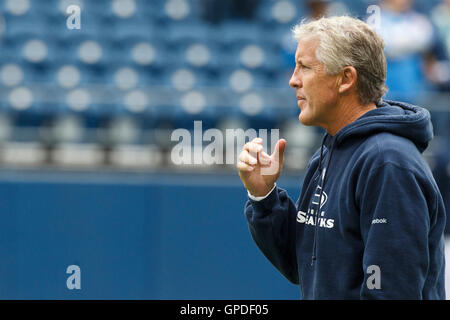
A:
237 16 446 299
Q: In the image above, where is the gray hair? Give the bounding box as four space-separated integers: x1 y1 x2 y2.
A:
292 16 388 105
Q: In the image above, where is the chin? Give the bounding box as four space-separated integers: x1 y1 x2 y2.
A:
298 113 313 126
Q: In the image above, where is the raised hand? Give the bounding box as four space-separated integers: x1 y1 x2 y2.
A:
237 137 286 197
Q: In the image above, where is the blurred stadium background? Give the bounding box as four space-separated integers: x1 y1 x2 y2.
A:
0 0 448 299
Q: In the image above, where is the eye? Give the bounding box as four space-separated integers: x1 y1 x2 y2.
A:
297 62 309 70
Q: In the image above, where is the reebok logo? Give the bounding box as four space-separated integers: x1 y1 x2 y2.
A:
371 218 387 224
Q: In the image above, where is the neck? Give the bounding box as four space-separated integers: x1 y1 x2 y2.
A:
324 99 377 136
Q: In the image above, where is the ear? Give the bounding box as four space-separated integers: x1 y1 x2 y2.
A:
338 66 357 94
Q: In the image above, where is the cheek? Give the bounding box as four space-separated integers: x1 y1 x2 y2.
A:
311 78 337 103
302 78 314 98
303 79 320 102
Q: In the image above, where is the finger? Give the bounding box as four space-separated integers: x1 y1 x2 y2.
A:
239 150 258 165
244 142 263 155
258 151 271 165
251 137 263 145
237 161 255 172
258 160 272 168
271 139 287 163
260 151 271 160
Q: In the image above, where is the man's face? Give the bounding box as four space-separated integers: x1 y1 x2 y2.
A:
289 37 339 127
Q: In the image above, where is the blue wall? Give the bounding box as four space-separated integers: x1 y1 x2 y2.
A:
0 170 303 299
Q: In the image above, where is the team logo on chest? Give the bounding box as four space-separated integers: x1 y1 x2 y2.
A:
297 185 334 229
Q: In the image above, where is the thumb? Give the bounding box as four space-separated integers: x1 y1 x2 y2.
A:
272 139 286 164
261 139 286 176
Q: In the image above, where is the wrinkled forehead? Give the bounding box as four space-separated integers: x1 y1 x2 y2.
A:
295 36 320 63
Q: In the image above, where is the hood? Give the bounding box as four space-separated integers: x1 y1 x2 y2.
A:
331 100 434 153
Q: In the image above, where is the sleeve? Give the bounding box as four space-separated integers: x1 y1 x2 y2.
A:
245 185 299 284
357 163 434 299
247 183 277 201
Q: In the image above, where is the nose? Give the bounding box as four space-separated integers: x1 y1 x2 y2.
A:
289 67 302 89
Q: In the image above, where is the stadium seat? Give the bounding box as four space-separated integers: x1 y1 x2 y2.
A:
0 0 446 166
219 21 266 48
109 36 169 72
2 12 47 39
167 21 215 46
110 16 155 42
256 0 302 27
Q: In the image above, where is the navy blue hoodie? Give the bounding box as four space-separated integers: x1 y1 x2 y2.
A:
245 100 446 299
